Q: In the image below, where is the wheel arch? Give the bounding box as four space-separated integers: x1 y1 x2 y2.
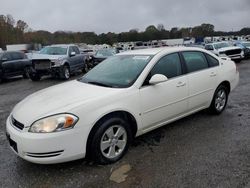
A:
218 80 231 93
63 62 70 68
85 110 138 158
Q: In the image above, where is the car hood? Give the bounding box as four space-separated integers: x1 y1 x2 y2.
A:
31 53 67 60
218 46 241 52
12 80 120 127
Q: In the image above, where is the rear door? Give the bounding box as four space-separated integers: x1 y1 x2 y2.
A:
181 51 218 111
139 53 189 131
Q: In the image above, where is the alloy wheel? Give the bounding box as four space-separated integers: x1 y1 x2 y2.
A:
100 125 127 159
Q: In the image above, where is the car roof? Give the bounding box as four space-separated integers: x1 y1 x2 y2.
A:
49 44 75 48
118 46 206 56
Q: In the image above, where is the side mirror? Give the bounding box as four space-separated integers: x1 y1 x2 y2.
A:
149 74 168 85
70 51 76 57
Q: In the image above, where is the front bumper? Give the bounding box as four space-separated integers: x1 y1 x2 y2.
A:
228 54 244 60
6 116 86 164
31 66 62 76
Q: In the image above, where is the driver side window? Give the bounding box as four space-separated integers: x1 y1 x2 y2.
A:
68 47 74 56
144 53 182 85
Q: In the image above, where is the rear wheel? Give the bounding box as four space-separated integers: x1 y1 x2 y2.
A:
90 117 132 164
209 85 229 114
60 65 70 80
23 67 30 79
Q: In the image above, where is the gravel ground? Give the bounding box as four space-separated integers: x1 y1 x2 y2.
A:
0 60 250 188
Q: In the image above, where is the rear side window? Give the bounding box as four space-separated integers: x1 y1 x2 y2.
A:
151 53 182 79
205 53 219 67
182 51 208 73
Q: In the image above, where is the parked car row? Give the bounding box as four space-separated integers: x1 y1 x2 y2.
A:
0 41 248 83
0 44 87 83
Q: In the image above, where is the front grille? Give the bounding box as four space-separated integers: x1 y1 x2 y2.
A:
225 49 242 56
11 116 24 130
26 150 64 158
33 59 51 70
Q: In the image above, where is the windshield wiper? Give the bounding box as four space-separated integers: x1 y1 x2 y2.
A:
87 81 113 88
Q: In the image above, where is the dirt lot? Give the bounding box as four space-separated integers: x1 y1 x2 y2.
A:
0 60 250 188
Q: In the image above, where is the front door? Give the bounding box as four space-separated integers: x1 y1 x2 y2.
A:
139 53 188 132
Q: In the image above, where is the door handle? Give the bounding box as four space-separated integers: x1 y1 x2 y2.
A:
210 72 217 77
176 81 186 87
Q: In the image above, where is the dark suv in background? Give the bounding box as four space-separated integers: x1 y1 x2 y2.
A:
0 51 31 82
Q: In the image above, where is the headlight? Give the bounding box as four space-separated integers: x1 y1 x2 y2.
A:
51 59 63 67
29 114 78 133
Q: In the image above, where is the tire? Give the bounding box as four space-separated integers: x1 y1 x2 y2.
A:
29 73 41 81
23 67 30 79
209 85 229 114
60 65 70 80
82 63 88 73
89 117 132 164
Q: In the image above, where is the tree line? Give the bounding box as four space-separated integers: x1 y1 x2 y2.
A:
1 14 250 49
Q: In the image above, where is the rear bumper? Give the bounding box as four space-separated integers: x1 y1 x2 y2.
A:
6 115 86 164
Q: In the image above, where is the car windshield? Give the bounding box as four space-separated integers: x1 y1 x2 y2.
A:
243 42 250 47
39 46 67 55
78 55 153 88
95 49 115 57
214 43 230 49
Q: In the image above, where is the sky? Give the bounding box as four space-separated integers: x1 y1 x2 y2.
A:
0 0 249 33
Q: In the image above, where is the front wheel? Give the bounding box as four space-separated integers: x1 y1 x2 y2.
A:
209 85 229 114
90 117 132 164
23 67 30 79
60 66 70 80
82 63 89 73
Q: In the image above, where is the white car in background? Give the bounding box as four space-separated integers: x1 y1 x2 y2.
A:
205 42 244 62
6 47 239 164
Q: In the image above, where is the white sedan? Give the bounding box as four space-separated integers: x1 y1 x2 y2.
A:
6 47 239 164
